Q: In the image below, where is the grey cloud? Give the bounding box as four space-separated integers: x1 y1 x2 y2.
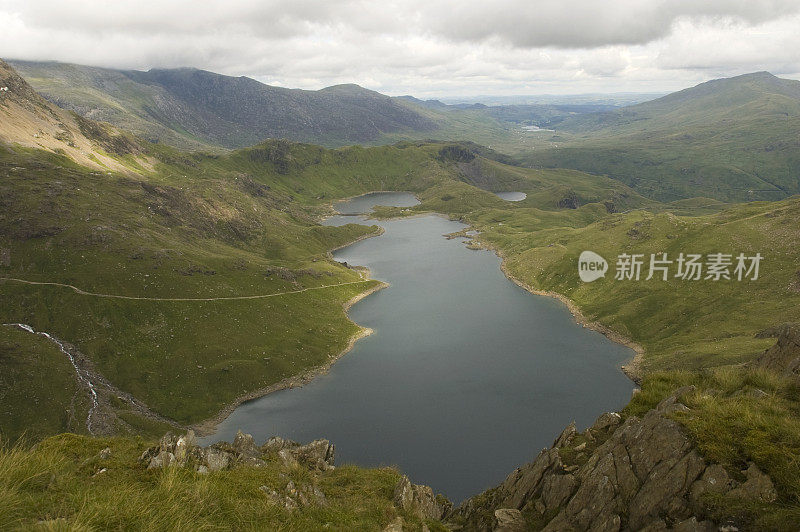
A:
1 0 799 96
421 0 800 48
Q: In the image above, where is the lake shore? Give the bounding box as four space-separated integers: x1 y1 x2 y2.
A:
482 241 644 384
193 279 388 436
195 195 410 436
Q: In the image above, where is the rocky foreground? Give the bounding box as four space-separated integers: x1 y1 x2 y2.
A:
135 325 798 530
450 387 777 531
141 429 448 524
142 385 778 531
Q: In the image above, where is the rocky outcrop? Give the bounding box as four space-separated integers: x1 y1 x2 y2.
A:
753 323 800 378
450 386 778 531
393 475 449 521
139 429 335 473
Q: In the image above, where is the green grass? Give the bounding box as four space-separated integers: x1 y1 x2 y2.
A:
0 433 432 531
0 326 90 443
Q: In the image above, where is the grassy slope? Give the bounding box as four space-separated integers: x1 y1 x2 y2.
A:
3 136 800 526
0 434 447 531
0 326 89 442
0 143 392 431
487 199 800 372
522 72 800 202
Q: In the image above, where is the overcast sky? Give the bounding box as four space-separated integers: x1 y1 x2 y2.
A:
2 0 800 98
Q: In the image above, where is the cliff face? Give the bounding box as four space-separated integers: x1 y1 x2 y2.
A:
450 386 777 531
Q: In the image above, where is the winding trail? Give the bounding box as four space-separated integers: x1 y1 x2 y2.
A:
4 323 99 435
0 277 372 302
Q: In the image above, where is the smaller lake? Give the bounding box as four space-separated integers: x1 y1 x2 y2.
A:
333 191 419 214
494 191 527 202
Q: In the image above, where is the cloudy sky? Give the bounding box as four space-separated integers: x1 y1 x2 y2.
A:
2 0 799 98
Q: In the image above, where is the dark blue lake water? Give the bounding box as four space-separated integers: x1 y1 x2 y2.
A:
203 192 634 502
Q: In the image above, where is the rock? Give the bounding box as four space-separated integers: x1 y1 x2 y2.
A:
393 475 444 520
196 465 209 474
753 323 800 379
174 430 197 463
98 447 112 460
573 442 586 452
276 439 335 470
233 430 259 459
494 508 526 531
259 485 298 511
261 436 299 454
673 517 717 532
639 519 668 531
238 456 267 468
591 412 622 432
539 473 577 512
204 447 231 472
727 463 777 503
277 448 298 467
732 387 769 399
453 385 744 532
689 464 733 507
147 450 175 470
383 516 404 532
553 421 577 448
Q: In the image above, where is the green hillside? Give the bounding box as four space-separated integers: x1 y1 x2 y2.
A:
523 72 800 202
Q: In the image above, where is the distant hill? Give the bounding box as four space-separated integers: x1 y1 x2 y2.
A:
524 72 800 201
8 60 439 150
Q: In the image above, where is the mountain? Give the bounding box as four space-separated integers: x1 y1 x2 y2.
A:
8 60 439 150
0 59 146 172
524 72 800 201
9 60 624 155
3 59 800 529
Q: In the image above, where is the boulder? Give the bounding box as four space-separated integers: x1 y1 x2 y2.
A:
494 508 526 531
753 323 800 378
204 447 231 472
147 450 175 470
232 430 259 459
553 421 577 448
727 463 777 503
591 412 622 432
277 439 336 470
393 475 444 520
689 464 734 507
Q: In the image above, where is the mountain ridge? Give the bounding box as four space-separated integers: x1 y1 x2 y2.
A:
7 59 439 150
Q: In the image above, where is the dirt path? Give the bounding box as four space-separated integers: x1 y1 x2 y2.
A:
0 277 372 302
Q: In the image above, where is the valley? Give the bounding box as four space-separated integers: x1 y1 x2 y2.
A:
2 55 800 530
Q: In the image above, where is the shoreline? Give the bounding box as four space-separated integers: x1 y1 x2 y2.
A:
194 195 398 436
466 236 645 385
193 280 388 436
193 192 643 436
352 203 645 382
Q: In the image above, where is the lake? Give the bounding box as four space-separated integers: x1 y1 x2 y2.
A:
202 192 634 502
494 191 527 202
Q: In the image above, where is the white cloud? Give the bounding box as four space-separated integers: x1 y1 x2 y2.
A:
1 0 799 96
